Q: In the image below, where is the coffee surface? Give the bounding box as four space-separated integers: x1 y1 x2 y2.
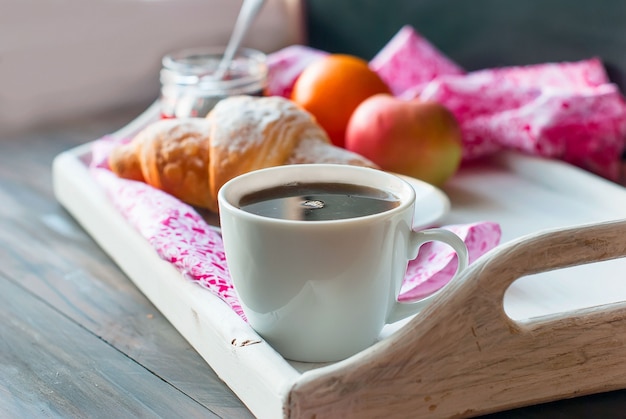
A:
238 182 400 221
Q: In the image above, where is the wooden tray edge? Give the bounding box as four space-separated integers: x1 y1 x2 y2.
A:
52 147 301 418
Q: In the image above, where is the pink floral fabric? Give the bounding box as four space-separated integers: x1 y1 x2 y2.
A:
369 25 465 97
417 64 626 180
91 139 246 317
92 168 244 318
267 26 626 182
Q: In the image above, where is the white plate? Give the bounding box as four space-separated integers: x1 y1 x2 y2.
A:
393 173 450 229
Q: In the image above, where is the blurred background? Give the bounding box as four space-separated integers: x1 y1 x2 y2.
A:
3 0 625 133
1 0 304 133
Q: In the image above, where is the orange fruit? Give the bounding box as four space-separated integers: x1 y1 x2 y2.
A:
291 54 391 148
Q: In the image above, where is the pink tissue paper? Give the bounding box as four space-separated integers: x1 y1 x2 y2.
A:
267 25 626 181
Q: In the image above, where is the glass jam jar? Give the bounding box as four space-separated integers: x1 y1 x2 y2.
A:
160 46 268 119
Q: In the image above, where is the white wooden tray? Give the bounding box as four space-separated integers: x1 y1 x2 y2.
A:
53 104 626 418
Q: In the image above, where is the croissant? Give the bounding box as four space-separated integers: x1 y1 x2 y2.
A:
108 117 215 209
108 95 378 212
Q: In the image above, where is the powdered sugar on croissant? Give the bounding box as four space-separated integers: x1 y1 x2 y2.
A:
207 95 377 198
286 137 380 166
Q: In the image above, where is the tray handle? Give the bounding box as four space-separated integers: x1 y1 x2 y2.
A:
290 219 626 418
407 218 626 337
459 218 626 324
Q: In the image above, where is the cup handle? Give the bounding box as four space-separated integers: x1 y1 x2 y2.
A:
386 228 469 324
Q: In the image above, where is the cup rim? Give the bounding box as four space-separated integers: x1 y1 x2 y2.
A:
217 164 416 225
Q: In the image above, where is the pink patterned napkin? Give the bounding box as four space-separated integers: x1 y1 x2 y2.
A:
267 25 626 181
369 25 465 96
90 138 500 320
91 139 244 318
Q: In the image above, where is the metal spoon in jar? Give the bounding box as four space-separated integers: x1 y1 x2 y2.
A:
213 0 267 80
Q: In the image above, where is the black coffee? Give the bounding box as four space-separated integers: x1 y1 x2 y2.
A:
239 182 400 221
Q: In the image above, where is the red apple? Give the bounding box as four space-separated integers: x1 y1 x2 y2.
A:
345 94 463 186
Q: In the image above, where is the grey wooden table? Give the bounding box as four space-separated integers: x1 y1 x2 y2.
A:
3 104 626 418
0 105 253 418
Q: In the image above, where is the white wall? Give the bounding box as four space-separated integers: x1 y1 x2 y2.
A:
0 0 305 132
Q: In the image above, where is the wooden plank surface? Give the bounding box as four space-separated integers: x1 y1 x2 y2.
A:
0 105 252 418
0 273 220 418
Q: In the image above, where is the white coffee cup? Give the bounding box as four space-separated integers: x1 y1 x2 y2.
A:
218 164 468 362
